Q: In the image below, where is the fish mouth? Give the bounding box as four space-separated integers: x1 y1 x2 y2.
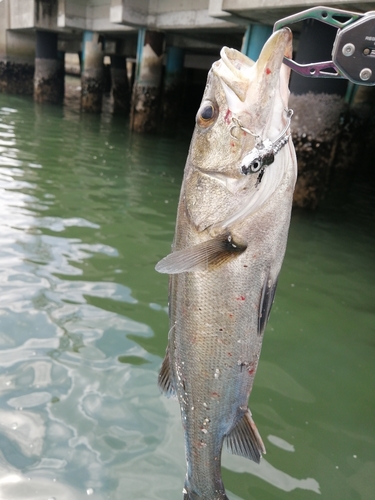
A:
213 28 293 114
207 29 295 232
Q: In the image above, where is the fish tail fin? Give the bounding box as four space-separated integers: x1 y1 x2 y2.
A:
225 409 266 463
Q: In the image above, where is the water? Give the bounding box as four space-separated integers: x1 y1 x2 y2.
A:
0 88 374 500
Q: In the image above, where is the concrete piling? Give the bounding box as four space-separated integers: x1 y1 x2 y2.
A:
289 20 351 209
130 29 165 133
290 20 348 97
81 31 105 113
241 24 273 61
34 30 64 104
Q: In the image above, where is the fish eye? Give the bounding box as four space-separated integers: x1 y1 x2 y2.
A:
200 105 214 120
196 101 217 128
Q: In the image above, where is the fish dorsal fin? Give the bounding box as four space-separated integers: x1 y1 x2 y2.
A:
158 346 176 398
155 234 247 274
225 409 266 463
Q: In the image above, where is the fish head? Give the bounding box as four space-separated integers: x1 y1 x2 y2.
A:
185 28 296 232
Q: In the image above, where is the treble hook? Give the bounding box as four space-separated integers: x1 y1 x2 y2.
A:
229 117 261 142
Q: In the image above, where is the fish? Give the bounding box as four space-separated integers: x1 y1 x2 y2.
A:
156 28 297 500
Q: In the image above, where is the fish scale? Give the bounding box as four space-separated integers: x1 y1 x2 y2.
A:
174 254 265 498
156 28 297 500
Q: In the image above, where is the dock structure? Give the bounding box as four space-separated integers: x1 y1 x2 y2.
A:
1 1 373 105
3 1 372 113
0 1 374 204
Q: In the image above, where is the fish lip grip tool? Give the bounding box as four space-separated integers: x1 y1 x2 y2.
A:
274 6 375 86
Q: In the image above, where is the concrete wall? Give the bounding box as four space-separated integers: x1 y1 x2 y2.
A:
5 0 375 34
221 0 375 24
10 0 59 30
34 0 59 29
58 0 87 30
56 0 132 32
110 0 238 29
9 0 35 29
0 1 35 62
6 32 36 61
0 0 9 57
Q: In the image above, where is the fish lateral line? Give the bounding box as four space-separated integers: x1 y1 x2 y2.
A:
155 234 247 274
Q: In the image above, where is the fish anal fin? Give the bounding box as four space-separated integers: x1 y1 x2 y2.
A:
158 346 176 398
258 272 278 336
225 409 266 464
155 234 247 274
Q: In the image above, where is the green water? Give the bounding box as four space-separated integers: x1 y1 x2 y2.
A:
0 88 374 500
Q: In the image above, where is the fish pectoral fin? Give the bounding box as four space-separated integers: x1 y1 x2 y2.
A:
258 272 279 336
158 346 176 398
155 234 247 274
225 409 266 463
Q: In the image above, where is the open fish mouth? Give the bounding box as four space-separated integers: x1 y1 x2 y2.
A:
205 28 295 230
213 28 293 116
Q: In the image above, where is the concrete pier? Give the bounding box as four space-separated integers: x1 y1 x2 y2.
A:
290 20 348 97
130 29 165 133
81 31 105 113
288 20 350 208
241 24 272 61
34 31 64 104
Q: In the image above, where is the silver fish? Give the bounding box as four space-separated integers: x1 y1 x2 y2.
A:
156 28 296 500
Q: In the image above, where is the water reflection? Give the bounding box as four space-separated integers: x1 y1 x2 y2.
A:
255 361 315 403
0 102 169 497
223 453 321 494
0 408 45 457
267 435 295 452
0 473 86 500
